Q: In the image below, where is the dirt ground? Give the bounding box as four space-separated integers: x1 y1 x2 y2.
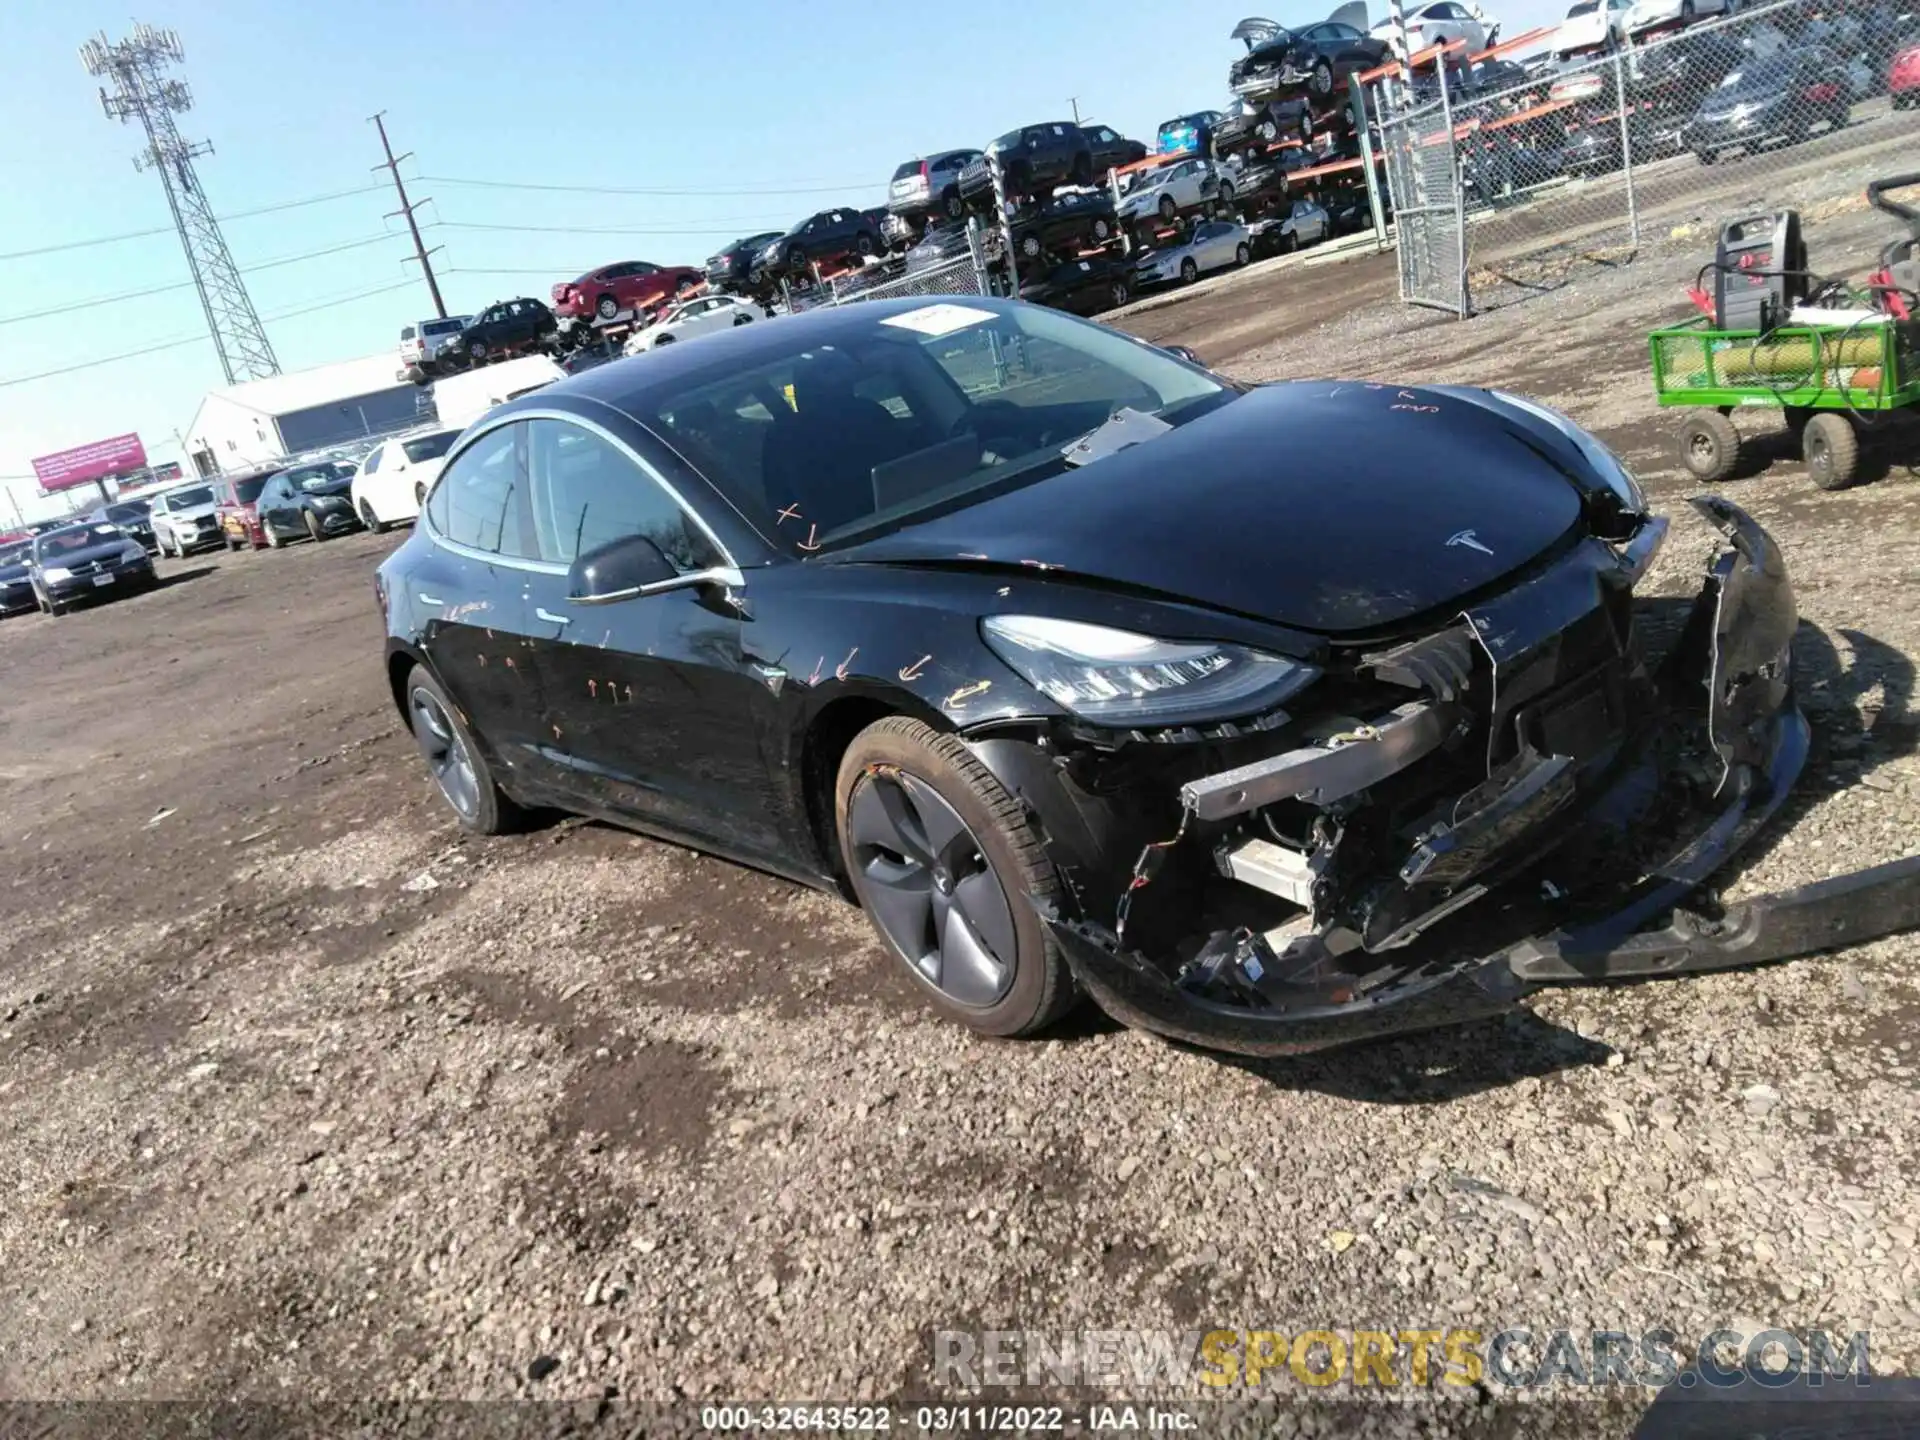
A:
5 178 1920 1426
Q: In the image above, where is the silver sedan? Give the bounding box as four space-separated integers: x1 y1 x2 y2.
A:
1132 218 1253 287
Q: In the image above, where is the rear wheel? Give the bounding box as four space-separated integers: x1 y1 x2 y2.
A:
1309 58 1335 98
595 295 619 321
405 665 524 835
1158 194 1178 221
1678 410 1741 481
835 717 1076 1037
942 190 966 220
1803 413 1860 490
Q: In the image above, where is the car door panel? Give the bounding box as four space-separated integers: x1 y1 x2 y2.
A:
517 416 788 858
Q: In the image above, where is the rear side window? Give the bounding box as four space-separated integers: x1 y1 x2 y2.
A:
424 319 465 337
524 419 719 571
403 431 459 464
892 161 923 181
429 424 539 558
400 325 418 341
363 447 384 475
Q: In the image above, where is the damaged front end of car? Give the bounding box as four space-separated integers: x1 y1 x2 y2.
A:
967 498 1920 1056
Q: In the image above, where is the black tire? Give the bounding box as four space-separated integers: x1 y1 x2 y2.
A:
1180 256 1199 283
653 332 676 345
1309 58 1335 99
942 190 965 220
855 232 877 257
1678 411 1741 481
1236 243 1252 267
415 482 428 508
1803 412 1860 491
404 664 524 836
1281 231 1298 254
1158 194 1178 221
733 312 752 325
361 499 388 534
1020 234 1042 260
1217 180 1235 206
1090 218 1112 242
265 523 284 549
787 246 808 273
1255 118 1278 144
224 535 241 552
303 510 326 543
595 295 619 321
835 716 1077 1038
1108 279 1130 309
1071 154 1095 187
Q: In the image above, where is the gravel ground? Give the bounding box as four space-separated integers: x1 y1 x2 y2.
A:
3 188 1919 1431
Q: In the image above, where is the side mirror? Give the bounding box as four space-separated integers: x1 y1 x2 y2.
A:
568 534 678 604
1162 343 1204 366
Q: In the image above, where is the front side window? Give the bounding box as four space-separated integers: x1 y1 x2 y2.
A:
429 424 537 558
523 419 719 572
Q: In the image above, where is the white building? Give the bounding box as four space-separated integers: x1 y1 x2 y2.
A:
183 353 430 478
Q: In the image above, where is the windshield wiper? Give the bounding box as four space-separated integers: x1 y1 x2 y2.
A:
1060 407 1175 467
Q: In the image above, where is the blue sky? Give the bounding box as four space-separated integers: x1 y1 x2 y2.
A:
0 0 1564 523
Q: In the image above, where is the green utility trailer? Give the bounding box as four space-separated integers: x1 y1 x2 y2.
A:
1649 315 1920 490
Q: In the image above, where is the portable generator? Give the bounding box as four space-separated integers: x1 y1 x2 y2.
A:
1712 211 1807 332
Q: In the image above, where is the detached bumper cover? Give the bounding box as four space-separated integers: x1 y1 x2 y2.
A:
1037 499 1920 1056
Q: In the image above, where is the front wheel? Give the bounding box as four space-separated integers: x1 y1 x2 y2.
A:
1678 410 1741 482
1309 58 1335 98
855 233 877 257
1180 257 1199 283
265 523 284 549
835 716 1076 1037
405 665 524 835
942 190 966 220
304 510 326 543
361 499 388 534
1803 412 1860 490
1107 279 1130 309
1158 195 1178 222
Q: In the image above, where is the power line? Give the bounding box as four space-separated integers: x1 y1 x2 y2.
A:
0 279 417 390
0 230 428 328
438 219 795 236
0 183 387 263
420 173 885 198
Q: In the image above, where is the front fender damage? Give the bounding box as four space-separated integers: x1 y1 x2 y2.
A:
992 499 1920 1057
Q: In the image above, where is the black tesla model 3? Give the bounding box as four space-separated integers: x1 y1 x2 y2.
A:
375 296 1920 1056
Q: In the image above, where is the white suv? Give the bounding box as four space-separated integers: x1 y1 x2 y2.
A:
148 481 224 557
399 316 474 376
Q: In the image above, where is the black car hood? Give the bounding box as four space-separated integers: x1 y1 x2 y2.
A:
830 382 1589 636
1698 80 1789 116
38 539 138 569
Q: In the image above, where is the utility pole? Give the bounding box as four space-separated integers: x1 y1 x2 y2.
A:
371 112 446 319
1068 96 1081 124
83 24 279 384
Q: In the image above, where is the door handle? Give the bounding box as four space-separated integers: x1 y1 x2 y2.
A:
535 607 571 625
417 593 445 606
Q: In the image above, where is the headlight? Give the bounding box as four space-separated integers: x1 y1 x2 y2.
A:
43 566 72 582
1487 389 1645 516
120 543 145 561
981 616 1319 725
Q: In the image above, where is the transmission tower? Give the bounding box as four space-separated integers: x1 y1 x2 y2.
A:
81 23 280 384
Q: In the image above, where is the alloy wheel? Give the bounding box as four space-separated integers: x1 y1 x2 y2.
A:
845 769 1016 1009
410 687 481 822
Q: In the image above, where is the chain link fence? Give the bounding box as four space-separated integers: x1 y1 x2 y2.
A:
1377 0 1919 314
775 231 993 314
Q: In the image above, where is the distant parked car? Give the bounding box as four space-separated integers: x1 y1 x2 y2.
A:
1891 35 1920 104
902 222 978 275
1229 16 1391 102
1080 123 1149 175
255 461 362 547
1683 47 1853 162
445 299 560 366
1157 111 1226 156
888 149 982 223
0 540 35 618
351 429 462 533
551 262 704 323
430 355 569 432
1007 192 1120 262
625 294 761 353
88 498 158 554
705 233 783 294
1134 218 1253 287
211 467 281 549
1623 0 1729 38
399 316 475 375
1118 158 1232 226
758 209 884 276
27 521 156 615
1371 0 1498 57
1259 197 1331 253
1018 254 1135 315
149 481 224 557
1556 0 1632 53
983 122 1098 198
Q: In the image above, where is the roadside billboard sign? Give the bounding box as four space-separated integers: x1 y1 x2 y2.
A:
31 433 148 493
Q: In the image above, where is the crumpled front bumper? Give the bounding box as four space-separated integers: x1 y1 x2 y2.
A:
1036 499 1920 1057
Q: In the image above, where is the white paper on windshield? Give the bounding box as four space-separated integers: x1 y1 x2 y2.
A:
880 303 995 337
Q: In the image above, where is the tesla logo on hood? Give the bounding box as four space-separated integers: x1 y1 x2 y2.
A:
1447 529 1494 556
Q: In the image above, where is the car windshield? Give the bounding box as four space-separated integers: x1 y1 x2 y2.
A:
104 501 150 520
164 485 214 508
647 301 1232 555
285 462 355 491
403 431 460 463
37 524 122 558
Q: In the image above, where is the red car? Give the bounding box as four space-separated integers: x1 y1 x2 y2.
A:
1892 39 1920 108
551 261 704 322
212 465 284 550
